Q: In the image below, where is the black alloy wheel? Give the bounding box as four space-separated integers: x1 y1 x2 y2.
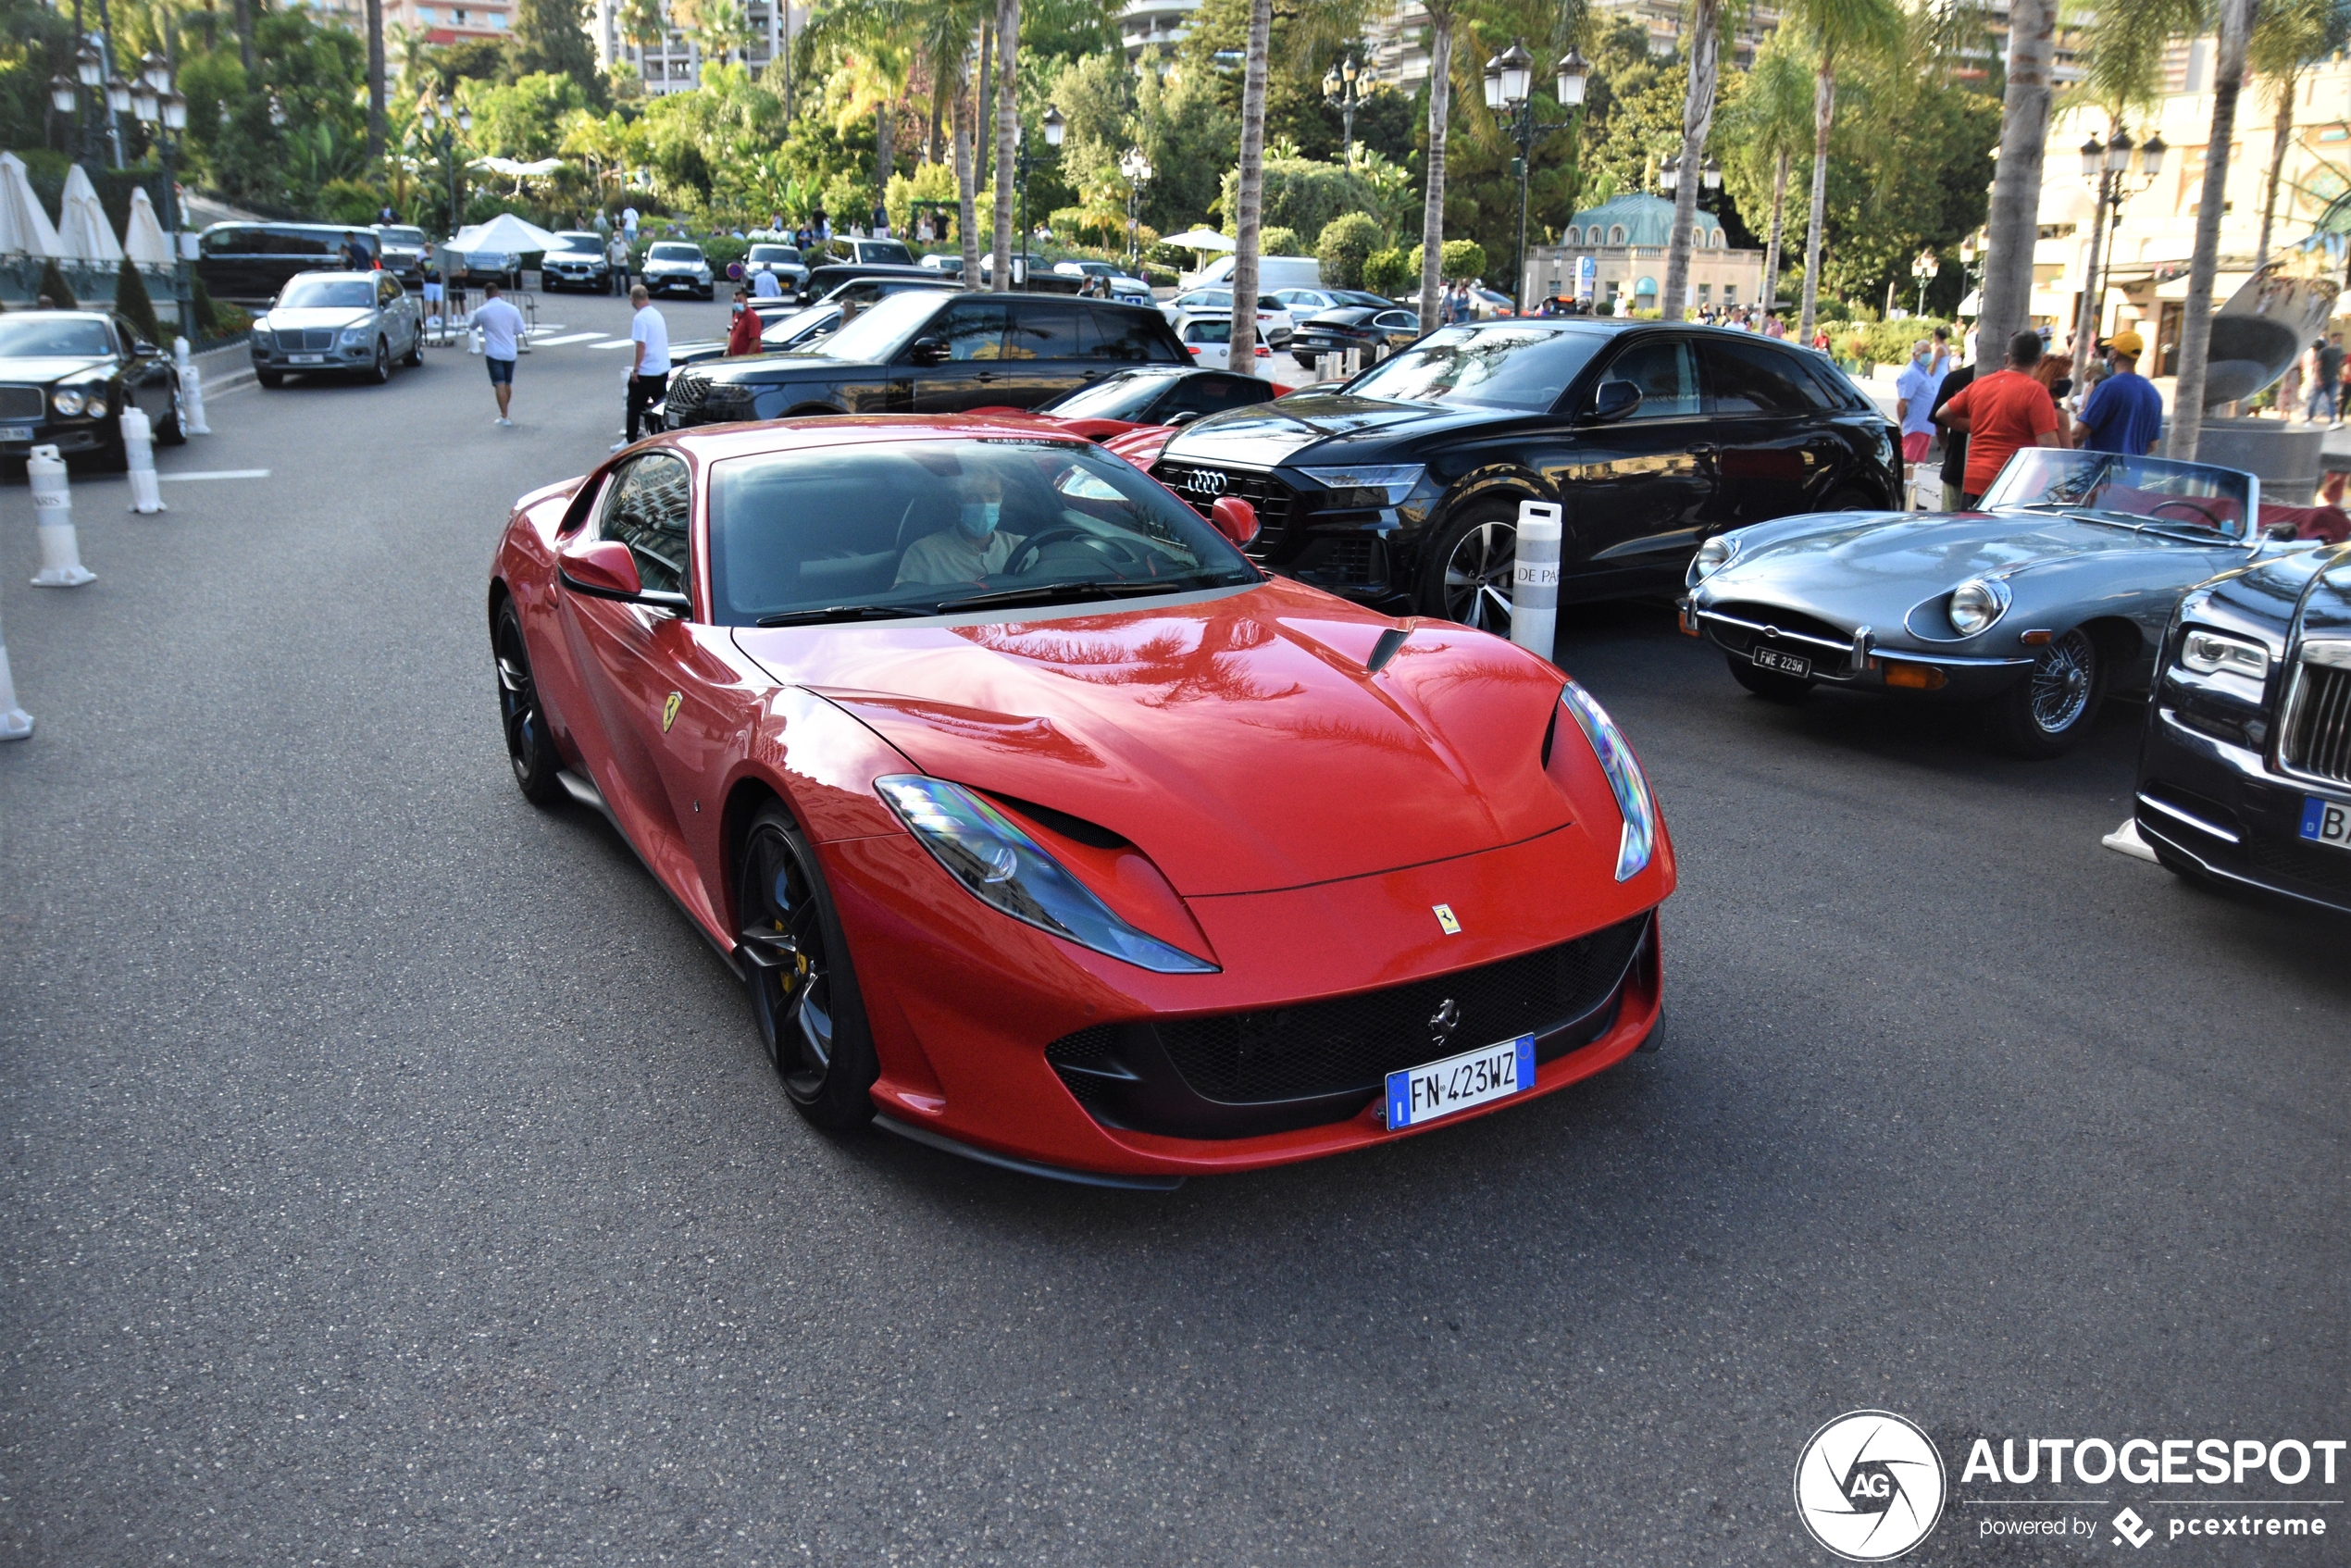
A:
736 803 878 1128
368 337 392 384
404 325 425 367
1727 653 1813 703
492 599 565 805
257 370 283 390
1418 501 1519 633
1988 626 2105 757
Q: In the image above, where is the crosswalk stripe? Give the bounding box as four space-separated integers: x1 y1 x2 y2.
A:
588 339 637 350
158 468 270 481
531 331 604 346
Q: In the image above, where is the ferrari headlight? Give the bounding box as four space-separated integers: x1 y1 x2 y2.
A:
1559 681 1657 882
2180 628 2270 679
50 389 83 416
1687 535 1738 586
1298 464 1425 504
1948 578 2010 636
877 776 1218 974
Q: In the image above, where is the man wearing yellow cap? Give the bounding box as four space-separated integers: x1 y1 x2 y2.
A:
2078 330 2162 455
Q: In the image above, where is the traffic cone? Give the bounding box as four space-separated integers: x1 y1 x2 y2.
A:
0 603 30 740
121 406 165 515
27 445 94 587
173 336 210 436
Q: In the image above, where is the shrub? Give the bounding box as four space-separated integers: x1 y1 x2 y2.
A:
37 258 74 308
1362 243 1418 298
317 177 386 226
113 261 163 344
1218 158 1381 247
1316 213 1384 290
1439 239 1485 282
1259 226 1300 257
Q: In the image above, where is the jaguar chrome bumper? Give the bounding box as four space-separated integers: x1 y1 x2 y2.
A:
1684 600 2035 692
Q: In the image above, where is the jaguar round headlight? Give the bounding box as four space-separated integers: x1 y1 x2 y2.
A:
1948 578 2010 636
50 388 83 416
1688 536 1737 586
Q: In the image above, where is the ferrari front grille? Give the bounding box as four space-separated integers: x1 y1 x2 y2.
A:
2283 662 2351 786
0 385 44 421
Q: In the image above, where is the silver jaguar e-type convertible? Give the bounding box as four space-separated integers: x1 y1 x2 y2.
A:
1680 448 2319 756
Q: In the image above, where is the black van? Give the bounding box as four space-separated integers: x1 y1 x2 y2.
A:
197 223 379 305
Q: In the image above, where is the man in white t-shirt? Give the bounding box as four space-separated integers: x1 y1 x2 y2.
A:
751 267 782 299
616 283 671 451
473 282 527 427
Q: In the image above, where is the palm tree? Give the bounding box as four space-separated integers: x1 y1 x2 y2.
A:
1777 0 1904 341
2250 0 2351 271
2171 0 2258 460
991 0 1019 278
1723 39 1813 317
1231 0 1272 359
1975 0 2057 357
1661 0 1730 321
365 0 387 160
1416 0 1471 331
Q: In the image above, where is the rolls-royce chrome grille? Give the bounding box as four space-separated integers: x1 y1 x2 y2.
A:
2283 655 2351 786
0 385 45 421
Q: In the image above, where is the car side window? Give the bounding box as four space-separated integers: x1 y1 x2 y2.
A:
599 454 692 596
1076 306 1174 363
1004 300 1079 360
1702 337 1825 414
1597 337 1701 418
1375 311 1420 332
379 275 404 307
934 299 1008 360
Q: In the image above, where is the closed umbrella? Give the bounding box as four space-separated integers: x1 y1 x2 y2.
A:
0 152 64 257
57 165 123 263
122 186 173 267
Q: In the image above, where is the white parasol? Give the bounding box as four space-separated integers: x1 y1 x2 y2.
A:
0 151 64 257
122 186 174 267
458 211 563 254
57 164 124 263
1161 228 1236 252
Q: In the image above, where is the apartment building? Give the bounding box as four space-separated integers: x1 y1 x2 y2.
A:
1120 0 1200 62
591 0 805 96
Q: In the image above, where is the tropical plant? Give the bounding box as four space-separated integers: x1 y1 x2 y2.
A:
2171 0 2257 459
1661 0 1730 319
1440 236 1486 280
1718 33 1812 314
1415 0 1471 330
1777 0 1906 339
1362 243 1416 297
2250 0 2351 270
1316 211 1384 287
1231 0 1273 358
1976 0 2060 357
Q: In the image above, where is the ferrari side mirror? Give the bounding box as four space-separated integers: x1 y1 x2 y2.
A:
1586 380 1642 424
1210 494 1260 548
559 538 690 613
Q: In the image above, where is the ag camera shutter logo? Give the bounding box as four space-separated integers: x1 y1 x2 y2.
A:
1794 1411 1947 1561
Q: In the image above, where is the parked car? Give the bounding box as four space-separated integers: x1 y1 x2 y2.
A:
1030 365 1286 431
541 230 612 292
916 253 964 277
1190 255 1324 293
1287 305 1422 368
642 241 715 300
1053 259 1153 305
2131 537 2351 913
1150 318 1897 627
486 416 1673 1176
370 224 428 287
742 243 810 300
1271 287 1394 316
671 302 850 370
196 221 375 305
249 270 426 388
663 292 1189 428
0 308 188 467
814 272 959 317
806 262 961 303
1160 289 1293 347
1169 313 1276 372
1684 447 2323 755
836 236 917 266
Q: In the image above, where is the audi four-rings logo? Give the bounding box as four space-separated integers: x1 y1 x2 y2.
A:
1177 468 1226 496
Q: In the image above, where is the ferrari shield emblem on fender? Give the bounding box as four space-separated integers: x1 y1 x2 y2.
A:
661 691 682 733
1433 903 1462 935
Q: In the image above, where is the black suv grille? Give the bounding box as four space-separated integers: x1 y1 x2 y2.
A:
1151 461 1293 554
1046 912 1652 1138
2283 662 2351 786
665 374 708 423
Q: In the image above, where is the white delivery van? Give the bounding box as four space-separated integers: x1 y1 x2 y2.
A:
1189 255 1324 292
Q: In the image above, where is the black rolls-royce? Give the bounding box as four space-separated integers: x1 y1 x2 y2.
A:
2133 540 2351 914
0 309 187 467
663 292 1188 428
1146 318 1899 629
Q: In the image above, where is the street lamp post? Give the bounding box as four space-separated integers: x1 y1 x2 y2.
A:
1322 56 1363 160
417 95 474 238
126 49 195 341
1911 250 1940 317
2070 128 2166 389
1119 146 1153 274
1014 105 1064 273
1484 42 1586 317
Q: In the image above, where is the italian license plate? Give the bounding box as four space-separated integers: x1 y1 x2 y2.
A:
0 424 32 441
1386 1035 1536 1130
1753 646 1811 678
290 353 325 365
2301 795 2351 851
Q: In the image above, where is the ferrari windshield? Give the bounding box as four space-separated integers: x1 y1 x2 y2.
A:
706 438 1260 625
1981 448 2255 540
276 279 376 309
1347 324 1605 411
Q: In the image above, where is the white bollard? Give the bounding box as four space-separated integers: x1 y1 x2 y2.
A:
173 336 210 436
1511 499 1563 660
1345 347 1362 379
121 406 165 515
27 445 94 587
0 603 31 740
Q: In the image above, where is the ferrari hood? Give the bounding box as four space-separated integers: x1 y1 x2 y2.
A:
732 580 1575 897
1160 393 1490 469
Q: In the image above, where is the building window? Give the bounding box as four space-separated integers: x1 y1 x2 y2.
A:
1723 285 1737 303
1698 282 1710 303
1609 225 1626 244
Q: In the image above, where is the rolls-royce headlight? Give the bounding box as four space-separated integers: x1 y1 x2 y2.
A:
876 776 1218 974
1948 578 2010 636
1688 535 1738 586
2180 628 2270 679
1559 681 1657 882
50 389 83 416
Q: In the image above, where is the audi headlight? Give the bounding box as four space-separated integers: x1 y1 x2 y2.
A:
876 776 1218 974
1559 681 1658 882
1687 535 1738 587
50 389 83 416
1948 578 2011 636
1298 464 1426 505
2180 627 2270 679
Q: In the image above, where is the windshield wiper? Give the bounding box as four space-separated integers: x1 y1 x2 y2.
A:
754 604 934 627
931 579 1186 613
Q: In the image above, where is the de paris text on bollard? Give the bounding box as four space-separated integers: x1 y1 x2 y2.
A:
1510 500 1563 660
27 444 94 587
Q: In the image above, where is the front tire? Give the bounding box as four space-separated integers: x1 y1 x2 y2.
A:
368 337 392 384
257 370 283 389
736 804 878 1129
1988 627 2105 756
1416 500 1521 633
156 385 187 444
404 327 425 367
1727 653 1812 703
492 598 565 806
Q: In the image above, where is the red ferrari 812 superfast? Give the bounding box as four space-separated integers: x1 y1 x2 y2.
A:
489 416 1674 1187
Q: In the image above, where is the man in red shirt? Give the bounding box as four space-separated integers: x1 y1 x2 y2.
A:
1936 330 2063 504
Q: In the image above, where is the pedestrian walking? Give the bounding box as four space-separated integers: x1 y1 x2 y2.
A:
1929 362 1977 511
1894 338 1943 473
752 266 782 300
616 284 670 452
419 243 444 328
607 230 630 296
1936 330 2063 505
474 281 527 427
726 286 762 355
342 230 373 270
2077 330 2162 455
2311 334 2345 426
622 205 640 244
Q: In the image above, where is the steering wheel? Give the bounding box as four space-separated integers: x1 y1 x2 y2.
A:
2150 498 2226 530
1001 524 1153 578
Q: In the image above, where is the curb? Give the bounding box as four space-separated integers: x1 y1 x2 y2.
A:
193 344 255 395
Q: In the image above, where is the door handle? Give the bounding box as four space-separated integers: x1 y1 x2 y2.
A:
974 371 998 382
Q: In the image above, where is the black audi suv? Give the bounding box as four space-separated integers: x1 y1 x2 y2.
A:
1148 318 1899 629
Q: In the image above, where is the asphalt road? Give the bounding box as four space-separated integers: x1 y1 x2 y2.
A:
3 296 2344 1566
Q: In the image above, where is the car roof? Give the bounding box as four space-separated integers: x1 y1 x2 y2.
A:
282 270 382 283
645 414 1098 467
10 308 112 320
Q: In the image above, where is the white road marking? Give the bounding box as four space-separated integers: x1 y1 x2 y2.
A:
588 339 637 350
530 331 604 346
158 469 271 482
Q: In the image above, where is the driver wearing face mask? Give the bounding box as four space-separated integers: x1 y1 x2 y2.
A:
894 469 1027 586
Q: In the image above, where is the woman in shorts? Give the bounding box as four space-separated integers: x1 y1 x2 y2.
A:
420 244 445 327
